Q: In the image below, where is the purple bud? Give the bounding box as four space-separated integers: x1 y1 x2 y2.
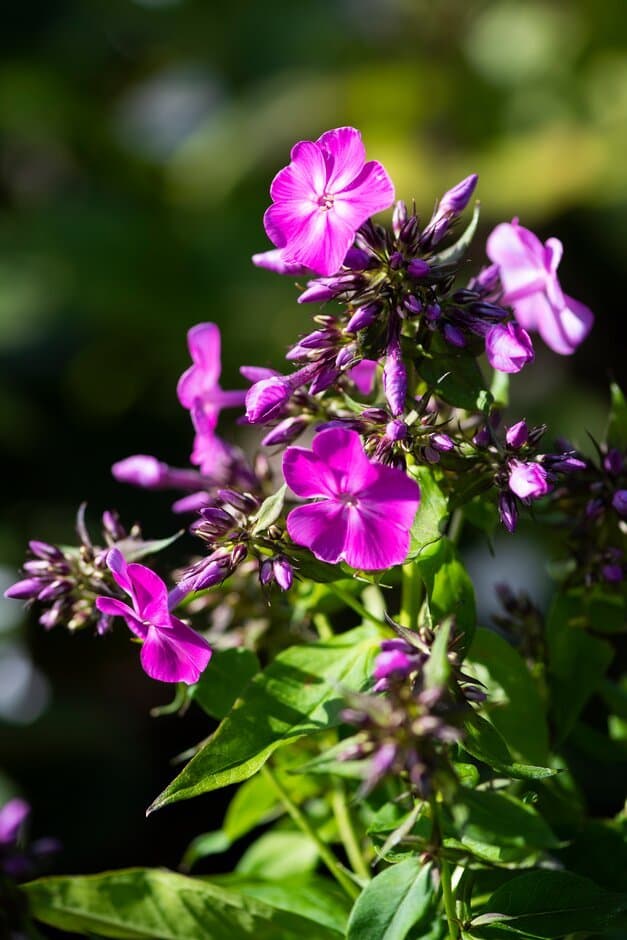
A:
23 560 54 576
385 419 407 442
335 346 356 371
549 456 587 472
96 614 113 636
4 578 43 600
39 602 64 630
473 426 491 448
37 580 71 602
0 798 30 846
389 251 404 270
298 274 358 304
371 742 397 778
217 490 259 513
498 492 518 533
399 216 418 244
245 377 291 424
430 432 454 453
407 259 431 279
425 303 441 322
423 446 440 464
392 200 408 238
112 455 167 489
383 339 407 417
343 247 372 271
230 543 248 567
443 323 466 348
171 492 211 514
439 174 478 215
309 364 339 395
585 498 604 520
362 408 389 423
602 564 623 583
259 559 274 586
28 541 63 562
262 417 308 447
273 557 293 591
508 460 550 500
240 365 279 383
470 263 500 296
252 249 309 276
485 323 534 374
346 302 380 333
612 490 627 517
101 510 126 540
200 506 235 530
404 295 422 315
604 449 624 475
505 420 529 449
373 649 413 680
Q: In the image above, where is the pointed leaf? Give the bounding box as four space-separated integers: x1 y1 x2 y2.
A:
191 648 260 720
251 485 287 535
407 466 449 560
431 202 480 267
346 859 441 940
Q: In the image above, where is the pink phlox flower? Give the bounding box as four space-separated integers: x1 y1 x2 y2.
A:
283 427 420 571
264 126 395 277
508 460 550 500
349 359 377 396
177 323 246 429
485 322 534 373
96 548 211 685
0 798 30 846
486 220 594 355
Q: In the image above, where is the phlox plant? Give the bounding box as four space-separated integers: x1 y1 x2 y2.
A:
4 126 627 940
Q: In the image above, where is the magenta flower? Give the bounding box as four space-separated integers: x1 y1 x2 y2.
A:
282 427 419 571
349 359 377 396
177 323 246 429
487 220 594 355
508 460 550 500
485 322 534 373
264 127 395 277
0 798 29 846
95 549 211 685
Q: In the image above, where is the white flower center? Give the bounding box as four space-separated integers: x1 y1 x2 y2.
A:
318 192 335 211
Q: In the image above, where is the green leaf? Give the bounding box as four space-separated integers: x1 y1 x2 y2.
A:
251 485 287 535
471 870 627 938
608 383 627 450
466 629 549 764
191 648 260 720
431 202 480 267
149 624 381 812
223 772 281 842
546 592 614 742
419 351 491 412
406 466 449 560
114 532 182 563
211 875 350 936
424 619 452 690
181 831 231 870
415 538 476 651
452 789 558 852
236 831 318 880
346 859 441 940
461 712 555 780
22 869 345 939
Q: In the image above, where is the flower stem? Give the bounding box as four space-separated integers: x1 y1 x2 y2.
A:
331 781 371 883
400 561 422 629
261 763 360 901
440 858 459 940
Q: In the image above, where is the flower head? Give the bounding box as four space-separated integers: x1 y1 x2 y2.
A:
96 549 211 684
264 127 395 277
282 427 419 570
487 220 594 355
485 322 534 373
508 460 550 500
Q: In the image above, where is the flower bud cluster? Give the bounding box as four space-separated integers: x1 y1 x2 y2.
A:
341 624 484 799
3 507 144 634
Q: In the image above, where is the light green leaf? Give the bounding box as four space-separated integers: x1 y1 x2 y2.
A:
472 870 627 938
108 532 182 563
462 712 555 780
452 789 559 852
466 629 549 764
608 383 627 450
211 875 350 936
251 485 287 535
346 859 442 940
407 466 449 560
191 647 260 720
415 538 476 651
223 772 281 842
236 831 318 880
22 868 344 939
149 624 381 812
424 619 452 690
181 831 231 870
431 202 480 267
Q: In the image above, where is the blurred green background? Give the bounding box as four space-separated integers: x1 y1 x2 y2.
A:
1 0 626 877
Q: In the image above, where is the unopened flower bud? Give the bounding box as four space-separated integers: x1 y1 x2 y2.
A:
430 433 454 453
245 377 291 423
604 448 624 476
373 649 413 680
343 247 372 271
612 490 627 517
407 259 431 279
498 492 518 533
443 323 466 348
404 295 422 315
473 426 491 448
346 302 380 333
28 541 63 562
112 455 167 489
389 251 404 270
505 420 529 449
383 339 407 417
259 559 274 586
385 419 407 442
262 417 308 447
508 460 550 500
273 557 293 591
4 578 43 600
392 200 408 238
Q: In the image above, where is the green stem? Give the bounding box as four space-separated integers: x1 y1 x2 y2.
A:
313 612 334 640
326 583 383 628
447 508 464 546
440 858 459 940
261 764 360 901
331 782 371 883
400 561 422 630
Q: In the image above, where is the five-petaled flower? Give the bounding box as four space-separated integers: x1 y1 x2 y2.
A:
264 126 395 277
282 427 420 570
96 549 211 685
487 219 594 356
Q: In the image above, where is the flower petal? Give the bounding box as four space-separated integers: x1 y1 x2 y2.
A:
349 359 377 395
270 141 326 202
125 563 170 624
343 503 412 570
177 323 222 409
95 596 147 638
560 294 594 348
332 160 395 228
316 127 366 192
487 221 547 301
282 446 339 498
311 427 375 492
106 547 133 594
140 621 212 685
286 501 349 564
